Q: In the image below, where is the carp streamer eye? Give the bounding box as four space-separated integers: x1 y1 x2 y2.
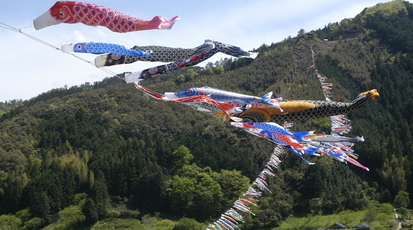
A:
186 89 194 95
58 9 66 18
75 43 84 52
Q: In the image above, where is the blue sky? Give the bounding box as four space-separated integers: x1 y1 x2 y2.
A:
0 0 403 101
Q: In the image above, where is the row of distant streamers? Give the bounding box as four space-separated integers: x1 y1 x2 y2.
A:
207 146 284 230
309 47 352 135
207 47 358 230
309 48 360 162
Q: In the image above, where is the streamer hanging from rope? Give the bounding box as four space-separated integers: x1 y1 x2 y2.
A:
133 83 284 122
33 1 181 33
231 121 369 171
231 122 319 165
124 40 258 83
94 39 216 67
61 41 152 56
133 83 243 121
236 89 379 122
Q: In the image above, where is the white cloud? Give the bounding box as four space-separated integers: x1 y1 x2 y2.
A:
73 30 88 41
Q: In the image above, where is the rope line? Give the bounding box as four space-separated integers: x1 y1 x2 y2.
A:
0 22 121 78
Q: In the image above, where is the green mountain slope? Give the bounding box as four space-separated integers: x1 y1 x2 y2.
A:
1 0 413 229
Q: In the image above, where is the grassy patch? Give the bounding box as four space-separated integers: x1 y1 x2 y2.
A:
274 210 368 230
91 218 145 229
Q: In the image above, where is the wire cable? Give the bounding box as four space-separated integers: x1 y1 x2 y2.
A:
0 22 120 78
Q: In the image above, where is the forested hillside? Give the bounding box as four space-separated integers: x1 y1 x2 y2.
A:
1 0 413 229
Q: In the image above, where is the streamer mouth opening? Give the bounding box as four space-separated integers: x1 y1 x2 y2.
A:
33 10 62 30
60 43 75 53
94 55 107 67
163 92 179 100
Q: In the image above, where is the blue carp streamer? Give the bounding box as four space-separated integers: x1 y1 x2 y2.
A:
61 42 151 56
